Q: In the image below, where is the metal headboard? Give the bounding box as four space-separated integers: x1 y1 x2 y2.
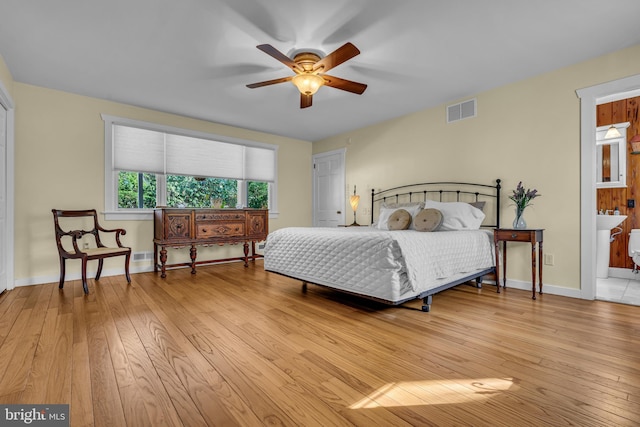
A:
370 179 502 228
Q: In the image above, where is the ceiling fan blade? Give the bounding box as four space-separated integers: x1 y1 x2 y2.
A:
246 76 293 89
312 42 360 73
322 75 367 94
256 44 301 73
300 94 313 109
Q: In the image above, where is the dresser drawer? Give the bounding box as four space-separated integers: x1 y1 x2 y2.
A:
196 221 245 238
195 212 244 222
166 214 191 239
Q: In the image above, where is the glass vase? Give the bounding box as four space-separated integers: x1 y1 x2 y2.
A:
513 209 527 229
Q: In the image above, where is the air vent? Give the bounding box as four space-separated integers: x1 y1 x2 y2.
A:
132 252 154 262
447 98 477 123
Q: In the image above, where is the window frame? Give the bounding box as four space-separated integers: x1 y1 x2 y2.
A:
102 114 278 220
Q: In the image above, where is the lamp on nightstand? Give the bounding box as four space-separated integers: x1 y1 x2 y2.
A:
349 185 360 226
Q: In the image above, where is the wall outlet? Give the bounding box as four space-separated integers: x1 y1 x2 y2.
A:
544 254 554 266
83 242 89 249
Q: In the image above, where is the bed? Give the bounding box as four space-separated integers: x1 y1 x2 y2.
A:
264 179 501 311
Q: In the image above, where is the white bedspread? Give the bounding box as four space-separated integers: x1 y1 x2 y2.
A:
264 227 495 303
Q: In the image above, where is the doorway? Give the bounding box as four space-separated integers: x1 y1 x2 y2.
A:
312 148 345 227
0 80 14 294
578 74 640 301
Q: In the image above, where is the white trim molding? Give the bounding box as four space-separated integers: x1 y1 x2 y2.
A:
0 79 15 291
576 73 640 300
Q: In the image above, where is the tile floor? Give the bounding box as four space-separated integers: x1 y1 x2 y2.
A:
596 276 640 306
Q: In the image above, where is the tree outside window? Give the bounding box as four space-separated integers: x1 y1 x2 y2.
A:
118 172 268 209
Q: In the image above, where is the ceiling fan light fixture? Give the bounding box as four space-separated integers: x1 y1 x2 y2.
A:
291 73 325 95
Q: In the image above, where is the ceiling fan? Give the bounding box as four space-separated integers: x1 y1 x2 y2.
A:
246 42 367 109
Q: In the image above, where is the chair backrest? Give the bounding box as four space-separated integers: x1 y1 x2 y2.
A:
52 209 102 251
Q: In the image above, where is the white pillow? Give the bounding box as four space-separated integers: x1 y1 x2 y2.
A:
377 204 423 230
423 200 485 230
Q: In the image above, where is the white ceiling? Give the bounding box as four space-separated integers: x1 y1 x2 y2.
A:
1 0 640 142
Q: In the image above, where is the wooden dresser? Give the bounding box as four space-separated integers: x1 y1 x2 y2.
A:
153 208 268 278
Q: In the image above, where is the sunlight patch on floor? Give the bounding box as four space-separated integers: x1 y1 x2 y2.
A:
349 377 515 408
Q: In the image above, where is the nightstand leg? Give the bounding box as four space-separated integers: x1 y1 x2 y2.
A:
539 241 543 295
494 239 501 293
531 243 537 300
502 241 507 289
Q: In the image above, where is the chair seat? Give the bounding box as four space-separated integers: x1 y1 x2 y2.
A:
82 247 131 258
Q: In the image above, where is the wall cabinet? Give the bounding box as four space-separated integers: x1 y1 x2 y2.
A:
153 208 268 277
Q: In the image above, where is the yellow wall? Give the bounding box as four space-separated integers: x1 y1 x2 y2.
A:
13 83 312 285
314 44 640 291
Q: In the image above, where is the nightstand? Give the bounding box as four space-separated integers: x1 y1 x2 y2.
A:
493 228 544 300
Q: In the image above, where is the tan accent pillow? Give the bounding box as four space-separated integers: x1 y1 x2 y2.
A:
414 208 443 232
387 209 411 230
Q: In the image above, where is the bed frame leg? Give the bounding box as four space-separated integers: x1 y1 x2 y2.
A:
301 281 307 293
422 295 432 312
475 276 484 288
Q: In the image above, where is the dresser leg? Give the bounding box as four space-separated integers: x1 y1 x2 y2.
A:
190 245 197 274
160 247 167 279
243 242 249 267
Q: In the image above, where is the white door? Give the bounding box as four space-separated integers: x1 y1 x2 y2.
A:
0 104 7 293
313 149 345 227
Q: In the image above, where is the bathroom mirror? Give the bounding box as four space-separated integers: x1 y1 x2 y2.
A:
596 122 630 188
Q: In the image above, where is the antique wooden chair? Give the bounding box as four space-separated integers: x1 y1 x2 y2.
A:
52 209 131 294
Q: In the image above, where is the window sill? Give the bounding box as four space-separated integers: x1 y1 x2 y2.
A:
103 210 154 221
103 209 279 221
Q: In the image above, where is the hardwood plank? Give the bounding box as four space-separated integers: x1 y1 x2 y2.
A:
127 275 265 426
0 284 53 394
85 299 128 427
1 263 639 426
100 278 184 427
70 285 95 427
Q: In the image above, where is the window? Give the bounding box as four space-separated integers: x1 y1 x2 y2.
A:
102 115 278 220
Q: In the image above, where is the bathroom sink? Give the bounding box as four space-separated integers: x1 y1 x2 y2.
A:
596 215 627 230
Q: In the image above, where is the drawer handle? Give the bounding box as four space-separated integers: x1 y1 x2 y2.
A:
202 228 207 233
511 233 517 238
176 224 182 229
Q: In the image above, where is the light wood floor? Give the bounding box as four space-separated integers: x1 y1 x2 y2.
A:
0 262 639 426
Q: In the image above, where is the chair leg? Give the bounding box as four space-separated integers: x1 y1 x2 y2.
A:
81 257 89 294
95 259 104 280
58 257 66 289
124 252 131 283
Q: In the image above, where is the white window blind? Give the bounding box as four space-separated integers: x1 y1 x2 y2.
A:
245 146 276 181
112 124 276 182
166 134 245 179
113 125 165 174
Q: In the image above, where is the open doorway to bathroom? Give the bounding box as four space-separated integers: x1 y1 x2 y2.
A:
595 92 640 305
578 74 640 306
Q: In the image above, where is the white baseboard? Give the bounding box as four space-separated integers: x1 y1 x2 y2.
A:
488 278 582 299
12 264 156 288
11 258 258 288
